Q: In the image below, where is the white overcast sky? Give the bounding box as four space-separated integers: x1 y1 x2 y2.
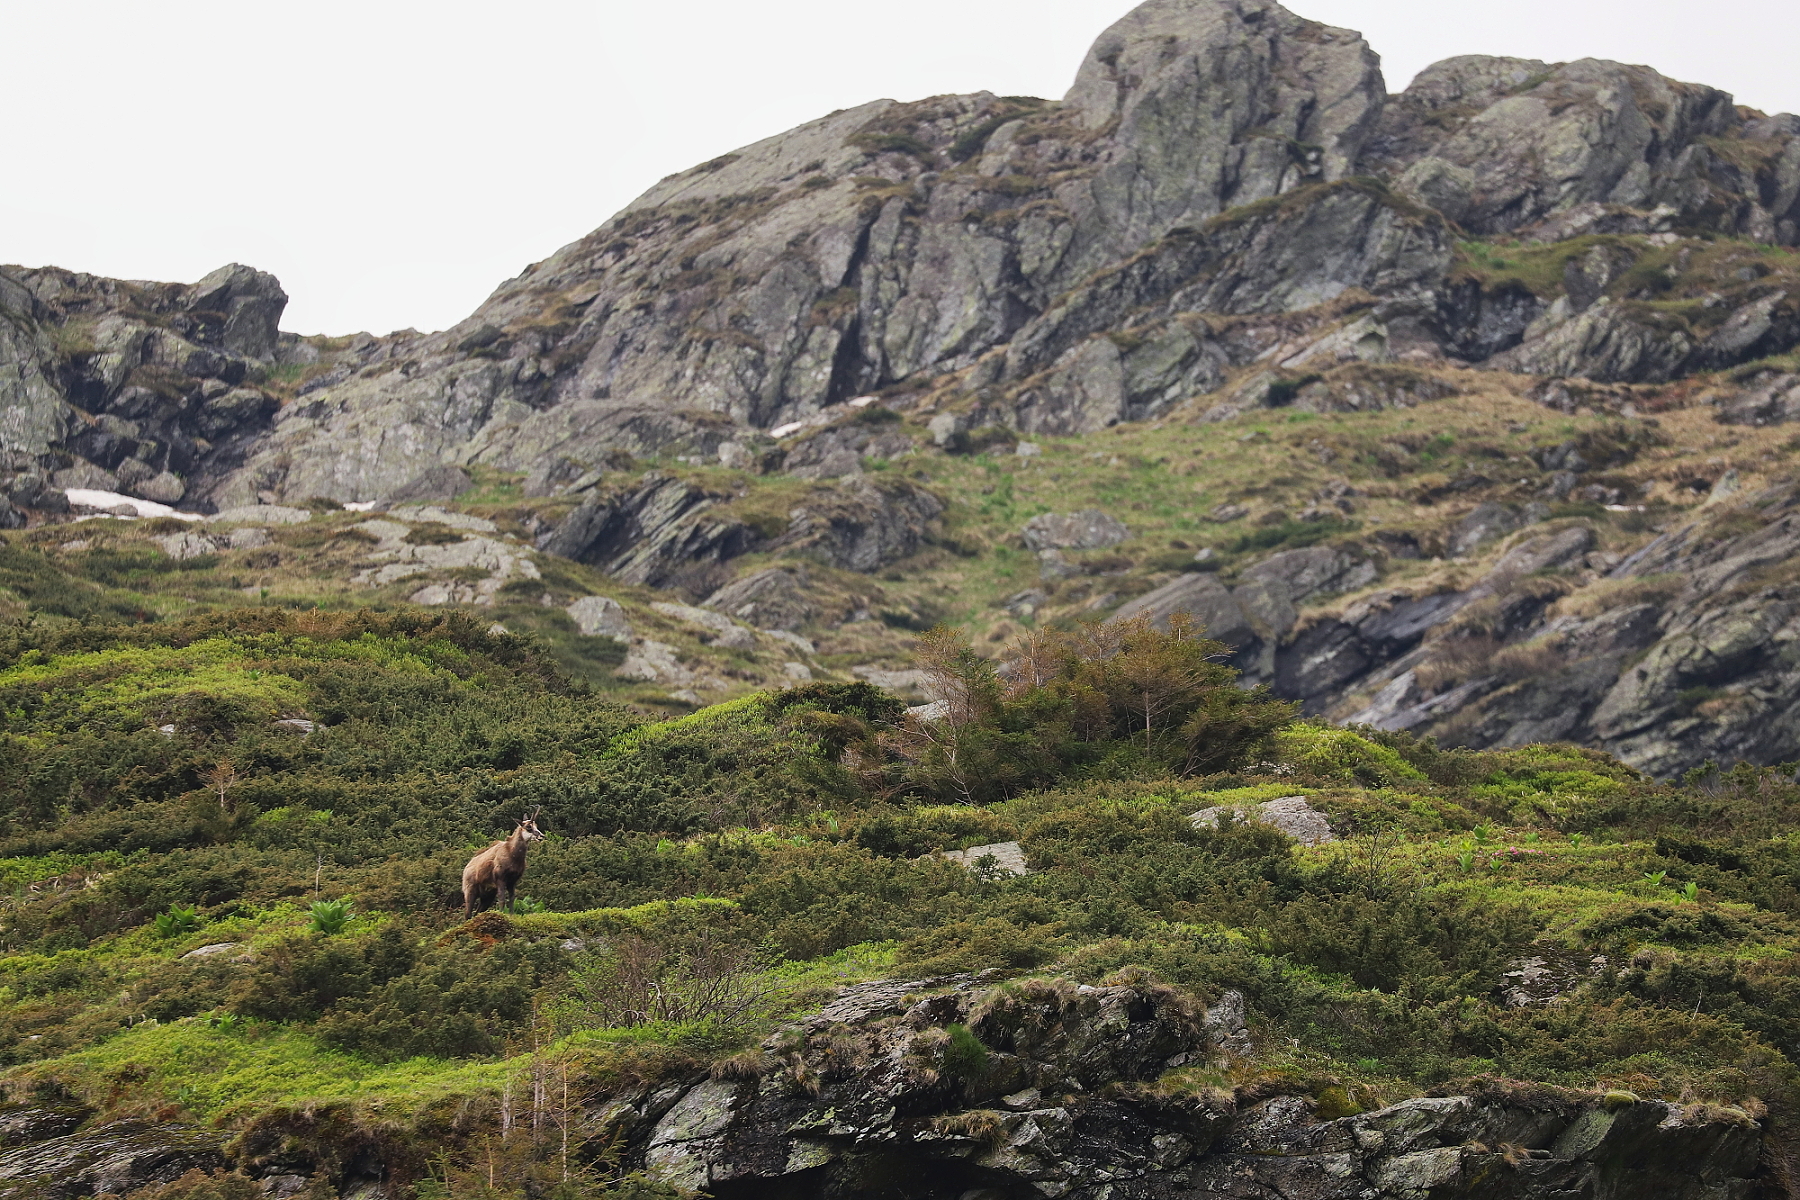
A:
5 0 1796 337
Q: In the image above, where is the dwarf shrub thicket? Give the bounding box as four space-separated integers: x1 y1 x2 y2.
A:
5 604 1800 1137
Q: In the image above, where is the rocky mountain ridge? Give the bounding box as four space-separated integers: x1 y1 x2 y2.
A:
6 0 1800 776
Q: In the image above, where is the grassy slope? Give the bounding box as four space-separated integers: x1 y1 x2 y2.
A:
3 614 1800 1147
3 232 1800 1193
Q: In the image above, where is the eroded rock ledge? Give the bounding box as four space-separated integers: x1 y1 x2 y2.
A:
614 975 1760 1200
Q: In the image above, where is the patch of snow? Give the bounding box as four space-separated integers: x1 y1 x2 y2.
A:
343 501 378 512
64 489 202 521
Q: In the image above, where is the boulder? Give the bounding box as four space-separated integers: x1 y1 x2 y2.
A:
937 841 1030 876
1451 501 1524 556
1241 545 1375 605
1110 573 1257 656
1714 372 1800 426
1191 795 1336 845
703 567 817 631
1021 510 1129 552
567 595 634 639
155 531 219 561
183 264 289 361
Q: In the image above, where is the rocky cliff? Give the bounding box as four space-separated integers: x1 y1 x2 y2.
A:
0 974 1770 1199
6 0 1800 774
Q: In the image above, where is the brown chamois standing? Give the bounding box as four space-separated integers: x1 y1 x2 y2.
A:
462 815 544 919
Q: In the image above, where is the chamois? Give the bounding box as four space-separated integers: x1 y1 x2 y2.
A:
462 815 544 918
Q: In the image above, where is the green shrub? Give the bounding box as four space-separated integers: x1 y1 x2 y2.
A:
942 1022 990 1080
855 805 1017 857
154 904 200 939
306 899 354 935
1272 725 1427 787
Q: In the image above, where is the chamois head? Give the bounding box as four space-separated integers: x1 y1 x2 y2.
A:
515 813 545 843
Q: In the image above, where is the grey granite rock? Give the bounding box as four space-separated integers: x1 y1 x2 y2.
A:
585 972 1763 1200
1021 509 1129 552
937 841 1030 876
1192 795 1337 845
567 595 634 639
704 566 817 631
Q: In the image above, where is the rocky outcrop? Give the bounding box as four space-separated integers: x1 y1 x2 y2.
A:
0 1118 225 1199
704 566 819 631
538 473 760 593
8 0 1799 514
1715 371 1800 426
1273 492 1800 776
538 473 942 594
1021 510 1129 552
1372 56 1757 238
594 974 1762 1200
106 0 1769 504
0 976 1764 1200
1111 545 1377 683
779 420 915 480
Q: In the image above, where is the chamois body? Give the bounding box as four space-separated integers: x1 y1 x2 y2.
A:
462 817 543 918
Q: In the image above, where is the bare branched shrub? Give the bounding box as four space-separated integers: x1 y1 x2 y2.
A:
556 932 787 1033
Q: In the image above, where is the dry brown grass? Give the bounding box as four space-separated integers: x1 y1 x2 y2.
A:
709 1049 777 1080
1549 573 1684 619
930 1109 1009 1145
1491 636 1568 683
1415 634 1502 693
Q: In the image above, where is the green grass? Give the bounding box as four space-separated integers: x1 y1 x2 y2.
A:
50 1019 509 1120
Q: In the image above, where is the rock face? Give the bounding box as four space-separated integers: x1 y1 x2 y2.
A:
1279 494 1800 776
1110 545 1376 683
0 263 306 511
538 472 942 597
598 974 1761 1200
6 0 1800 773
0 0 1763 514
0 1118 225 1199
